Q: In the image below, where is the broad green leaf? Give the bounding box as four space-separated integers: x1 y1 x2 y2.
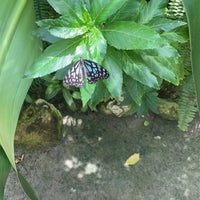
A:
0 146 11 199
62 88 77 111
124 75 145 105
124 153 140 166
74 39 91 59
25 38 82 78
54 67 68 80
90 0 129 24
138 0 168 24
162 26 189 44
161 31 188 43
80 81 96 107
45 82 61 100
136 101 146 116
85 27 107 62
49 26 87 39
123 52 159 88
143 45 179 57
104 49 123 99
34 28 60 43
149 17 187 32
37 16 81 29
135 89 158 115
47 0 87 23
108 0 144 22
90 81 110 109
145 91 158 113
121 91 136 106
36 17 88 39
182 0 200 111
103 21 166 50
142 55 178 85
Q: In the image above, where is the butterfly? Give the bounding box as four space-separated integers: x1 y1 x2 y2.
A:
63 57 109 87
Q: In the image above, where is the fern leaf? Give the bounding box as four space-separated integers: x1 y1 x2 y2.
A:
33 0 57 20
178 76 198 131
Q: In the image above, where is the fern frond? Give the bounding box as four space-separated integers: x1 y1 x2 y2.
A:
178 76 198 131
33 0 57 20
29 78 44 93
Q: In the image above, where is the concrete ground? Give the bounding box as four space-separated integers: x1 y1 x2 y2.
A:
4 113 200 200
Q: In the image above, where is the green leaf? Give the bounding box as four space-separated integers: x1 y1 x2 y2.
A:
25 38 82 78
37 16 79 29
142 55 178 85
149 17 187 32
0 146 11 199
104 49 123 99
145 91 158 113
138 0 168 24
90 0 129 24
62 88 77 111
124 75 145 105
85 27 107 62
182 0 200 110
54 67 67 80
49 26 88 39
47 0 87 23
72 91 81 99
37 19 88 39
80 82 96 107
45 82 61 100
123 52 159 88
0 0 41 168
0 0 41 199
143 45 179 57
108 0 144 22
90 81 109 109
161 31 188 43
178 76 197 131
34 27 60 43
17 172 38 200
103 21 166 50
135 90 158 115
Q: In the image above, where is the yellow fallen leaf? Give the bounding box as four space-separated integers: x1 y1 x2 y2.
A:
124 153 140 166
144 120 150 126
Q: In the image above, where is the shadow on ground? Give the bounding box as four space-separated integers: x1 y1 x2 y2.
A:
5 113 200 200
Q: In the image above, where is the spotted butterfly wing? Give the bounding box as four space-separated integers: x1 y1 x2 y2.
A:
63 59 86 87
63 57 109 87
84 59 109 84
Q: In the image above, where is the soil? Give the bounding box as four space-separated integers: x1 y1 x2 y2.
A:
4 112 200 200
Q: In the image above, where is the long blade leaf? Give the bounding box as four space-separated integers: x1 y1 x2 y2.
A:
0 0 41 199
182 0 200 111
0 146 11 199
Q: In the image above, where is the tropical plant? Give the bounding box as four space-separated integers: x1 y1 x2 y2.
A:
164 0 197 131
169 0 200 131
182 0 200 119
0 0 200 199
0 0 41 199
26 0 187 114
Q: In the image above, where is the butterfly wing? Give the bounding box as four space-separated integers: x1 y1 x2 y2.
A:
84 60 109 84
63 60 85 87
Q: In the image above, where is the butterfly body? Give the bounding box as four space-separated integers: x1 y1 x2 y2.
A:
63 57 109 87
